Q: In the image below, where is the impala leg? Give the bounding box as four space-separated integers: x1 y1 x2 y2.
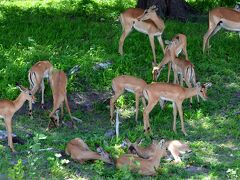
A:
41 79 45 109
203 24 221 53
135 92 140 122
167 63 172 83
185 80 193 108
5 117 15 152
119 27 132 55
28 85 38 118
110 90 123 124
141 96 147 108
182 45 189 60
176 102 187 136
172 102 177 133
143 99 158 133
173 70 178 84
149 35 156 64
157 35 165 54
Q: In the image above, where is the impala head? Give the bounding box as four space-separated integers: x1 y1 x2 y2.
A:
152 66 162 81
235 2 240 11
96 146 114 164
16 83 36 103
137 5 158 21
196 82 212 101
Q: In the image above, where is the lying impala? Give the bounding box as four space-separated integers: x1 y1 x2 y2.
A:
28 61 53 117
0 84 35 152
152 34 189 82
119 5 165 64
48 70 75 129
143 82 212 135
110 75 147 124
125 139 191 163
203 7 240 53
116 139 166 176
65 138 113 164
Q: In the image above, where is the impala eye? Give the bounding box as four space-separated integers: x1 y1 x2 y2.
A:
200 90 203 93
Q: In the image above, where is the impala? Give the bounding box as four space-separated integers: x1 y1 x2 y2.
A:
48 70 75 129
203 7 240 53
116 139 166 176
65 138 113 164
152 34 189 82
143 82 212 135
28 61 53 117
110 75 147 124
119 6 165 64
171 57 198 106
125 139 191 163
0 84 35 152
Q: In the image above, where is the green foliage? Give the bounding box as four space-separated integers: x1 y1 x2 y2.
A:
8 159 25 180
187 0 236 12
0 0 240 179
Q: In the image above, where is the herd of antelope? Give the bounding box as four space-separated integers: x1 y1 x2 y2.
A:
1 3 239 176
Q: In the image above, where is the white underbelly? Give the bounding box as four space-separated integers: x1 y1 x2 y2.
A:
160 97 173 102
134 24 148 34
0 115 5 119
125 87 135 93
221 21 240 32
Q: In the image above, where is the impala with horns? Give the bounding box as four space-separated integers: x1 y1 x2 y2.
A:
124 139 191 163
110 75 147 124
0 84 35 152
143 82 212 135
48 70 75 129
152 34 189 82
203 7 240 53
119 5 165 64
28 61 53 118
116 139 167 176
65 138 113 164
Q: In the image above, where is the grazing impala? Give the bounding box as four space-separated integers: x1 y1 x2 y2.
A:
203 7 240 53
28 61 53 117
125 139 191 163
110 75 147 124
119 6 165 64
65 138 113 164
0 84 35 152
116 139 166 176
48 70 74 129
152 34 189 82
143 82 212 135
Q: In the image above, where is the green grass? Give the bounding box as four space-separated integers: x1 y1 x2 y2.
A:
0 0 240 179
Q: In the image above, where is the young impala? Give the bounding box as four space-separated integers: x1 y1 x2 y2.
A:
28 61 53 117
48 70 75 129
110 75 147 124
116 139 166 176
0 84 35 152
125 139 191 163
203 7 240 53
65 138 113 164
143 82 212 135
152 34 189 82
119 5 165 64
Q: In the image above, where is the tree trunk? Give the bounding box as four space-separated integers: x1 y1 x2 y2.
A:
136 0 197 21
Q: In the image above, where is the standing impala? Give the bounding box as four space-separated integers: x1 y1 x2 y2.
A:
28 61 53 117
203 7 240 53
143 82 212 135
110 75 147 124
48 70 75 129
0 84 35 152
152 34 189 82
119 5 165 64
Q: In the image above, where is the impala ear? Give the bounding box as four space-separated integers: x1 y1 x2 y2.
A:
196 82 201 88
165 40 172 45
204 82 212 88
16 83 25 92
158 139 165 148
